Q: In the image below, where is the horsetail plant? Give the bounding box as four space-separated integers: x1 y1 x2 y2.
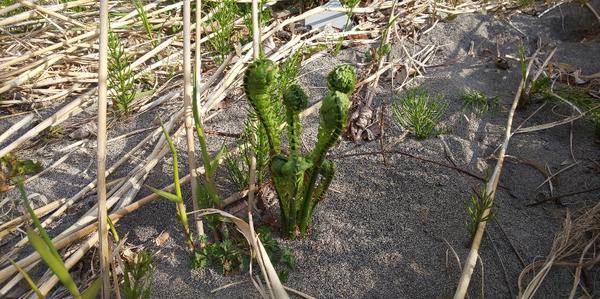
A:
465 186 495 240
108 30 136 115
243 62 356 238
207 0 238 64
392 88 447 139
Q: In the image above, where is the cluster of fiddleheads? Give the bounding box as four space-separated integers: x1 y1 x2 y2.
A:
243 61 357 238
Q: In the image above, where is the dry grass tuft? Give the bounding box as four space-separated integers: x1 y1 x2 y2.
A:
518 202 600 298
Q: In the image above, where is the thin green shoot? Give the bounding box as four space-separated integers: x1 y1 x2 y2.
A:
333 0 361 55
465 186 495 239
370 14 398 62
9 259 44 299
132 0 157 47
107 217 120 243
147 121 194 249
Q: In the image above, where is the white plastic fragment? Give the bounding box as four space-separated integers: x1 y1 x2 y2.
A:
305 0 349 30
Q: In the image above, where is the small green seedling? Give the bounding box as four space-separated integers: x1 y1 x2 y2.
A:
392 88 447 139
14 178 101 299
192 238 243 274
465 186 495 240
461 89 498 115
133 0 158 47
108 30 136 115
121 250 154 299
244 61 356 238
191 227 294 279
0 154 42 192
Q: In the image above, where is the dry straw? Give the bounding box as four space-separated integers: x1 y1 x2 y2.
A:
96 0 111 296
454 47 559 298
518 202 599 298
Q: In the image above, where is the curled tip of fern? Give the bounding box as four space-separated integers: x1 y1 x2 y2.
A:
283 84 309 112
326 64 357 94
243 58 279 99
320 91 350 131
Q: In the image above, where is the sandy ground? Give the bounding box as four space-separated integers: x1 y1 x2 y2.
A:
1 1 599 298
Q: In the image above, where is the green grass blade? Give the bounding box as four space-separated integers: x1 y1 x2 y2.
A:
27 228 81 297
107 216 120 242
192 81 212 173
208 145 226 178
9 259 44 299
81 277 102 299
15 179 62 263
145 185 182 203
159 120 183 200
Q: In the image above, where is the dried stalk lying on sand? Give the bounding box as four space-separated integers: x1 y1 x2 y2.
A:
453 48 542 299
518 202 600 298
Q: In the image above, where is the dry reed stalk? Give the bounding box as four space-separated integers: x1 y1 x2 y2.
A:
0 113 34 145
97 0 111 296
16 0 88 28
453 49 542 299
0 0 94 27
364 0 397 108
182 0 202 248
0 88 95 158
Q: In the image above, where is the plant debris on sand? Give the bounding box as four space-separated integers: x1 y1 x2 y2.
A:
0 0 599 298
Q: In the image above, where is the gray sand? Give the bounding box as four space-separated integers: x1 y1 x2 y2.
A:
1 2 599 298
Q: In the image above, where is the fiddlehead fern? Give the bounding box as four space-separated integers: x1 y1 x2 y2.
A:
299 91 351 235
243 59 281 153
271 155 291 230
282 156 312 237
326 64 357 94
283 84 309 158
243 58 356 238
311 91 351 165
309 159 335 221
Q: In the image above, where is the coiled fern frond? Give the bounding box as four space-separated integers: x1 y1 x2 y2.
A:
312 91 350 163
326 64 357 94
243 59 281 153
283 84 309 157
243 59 356 238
